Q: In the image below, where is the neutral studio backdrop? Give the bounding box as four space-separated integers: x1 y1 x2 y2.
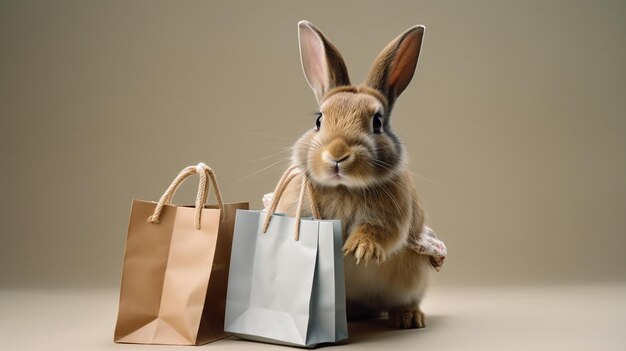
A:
1 0 625 289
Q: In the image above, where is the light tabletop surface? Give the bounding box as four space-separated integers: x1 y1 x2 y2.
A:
1 284 624 351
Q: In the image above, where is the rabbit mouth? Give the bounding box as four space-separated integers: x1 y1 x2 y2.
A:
321 173 352 187
323 166 347 182
318 165 367 188
330 168 345 180
311 148 374 187
321 152 352 183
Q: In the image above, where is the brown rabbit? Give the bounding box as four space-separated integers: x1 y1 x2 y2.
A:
274 20 432 329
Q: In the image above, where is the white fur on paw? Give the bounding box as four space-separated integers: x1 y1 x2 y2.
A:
262 192 274 210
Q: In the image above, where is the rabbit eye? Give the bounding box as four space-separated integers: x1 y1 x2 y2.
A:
373 112 383 134
314 113 322 131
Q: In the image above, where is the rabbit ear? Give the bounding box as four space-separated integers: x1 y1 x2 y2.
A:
365 25 424 111
298 21 351 104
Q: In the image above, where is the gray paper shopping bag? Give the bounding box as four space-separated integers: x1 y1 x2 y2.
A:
224 166 347 347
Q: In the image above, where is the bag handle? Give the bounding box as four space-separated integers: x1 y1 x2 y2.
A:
147 163 224 230
262 165 321 240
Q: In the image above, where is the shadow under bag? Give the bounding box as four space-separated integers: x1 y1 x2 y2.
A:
224 166 348 347
114 163 248 345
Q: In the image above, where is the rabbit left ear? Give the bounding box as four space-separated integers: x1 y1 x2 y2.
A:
298 21 351 104
365 26 425 111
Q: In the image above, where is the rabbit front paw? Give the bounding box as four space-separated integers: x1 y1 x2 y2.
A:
343 232 386 265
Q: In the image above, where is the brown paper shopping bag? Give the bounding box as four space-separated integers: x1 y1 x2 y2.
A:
114 163 248 345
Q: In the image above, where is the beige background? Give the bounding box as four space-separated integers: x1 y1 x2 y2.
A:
1 0 625 290
1 1 625 350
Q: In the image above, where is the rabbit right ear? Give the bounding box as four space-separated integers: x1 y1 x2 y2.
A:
365 25 425 113
298 21 351 104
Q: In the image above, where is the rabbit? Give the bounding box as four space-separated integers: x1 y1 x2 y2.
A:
273 20 432 329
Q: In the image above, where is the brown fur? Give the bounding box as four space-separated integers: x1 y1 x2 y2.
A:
278 21 430 328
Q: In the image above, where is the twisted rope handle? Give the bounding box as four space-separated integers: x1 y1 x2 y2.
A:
147 163 224 230
262 165 321 240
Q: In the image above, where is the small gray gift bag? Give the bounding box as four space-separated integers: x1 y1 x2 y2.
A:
224 166 348 347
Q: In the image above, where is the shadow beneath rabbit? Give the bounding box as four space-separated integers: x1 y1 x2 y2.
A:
336 315 449 346
271 315 450 349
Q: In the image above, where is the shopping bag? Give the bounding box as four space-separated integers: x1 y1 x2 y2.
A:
114 163 249 345
224 166 348 347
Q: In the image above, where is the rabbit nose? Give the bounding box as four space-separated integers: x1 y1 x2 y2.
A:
322 151 350 174
333 155 350 163
324 138 351 162
322 151 351 165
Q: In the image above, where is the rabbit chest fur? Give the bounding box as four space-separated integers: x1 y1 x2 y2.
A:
275 171 432 315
